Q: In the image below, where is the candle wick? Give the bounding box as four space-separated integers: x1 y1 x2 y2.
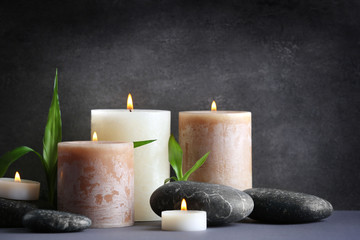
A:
129 109 132 112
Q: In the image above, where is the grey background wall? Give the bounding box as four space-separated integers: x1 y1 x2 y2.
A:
0 0 359 209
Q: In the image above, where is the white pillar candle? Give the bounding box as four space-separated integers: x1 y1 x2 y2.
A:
179 101 252 190
91 108 170 221
0 172 40 200
161 199 207 231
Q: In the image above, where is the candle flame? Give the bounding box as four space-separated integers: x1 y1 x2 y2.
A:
92 132 98 141
127 93 134 111
14 171 21 182
211 100 217 111
181 198 187 211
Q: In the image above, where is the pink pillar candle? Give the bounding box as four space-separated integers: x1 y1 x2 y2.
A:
179 111 252 190
57 141 134 228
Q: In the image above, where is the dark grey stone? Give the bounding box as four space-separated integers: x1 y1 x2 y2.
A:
30 200 55 210
23 209 92 232
244 188 333 223
150 181 254 225
0 198 38 227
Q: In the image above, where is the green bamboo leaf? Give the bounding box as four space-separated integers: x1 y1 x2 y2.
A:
168 135 183 180
0 146 42 177
42 69 62 205
182 152 210 181
43 69 62 170
133 139 156 148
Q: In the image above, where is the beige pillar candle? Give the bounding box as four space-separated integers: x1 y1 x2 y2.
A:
57 141 134 228
179 104 252 190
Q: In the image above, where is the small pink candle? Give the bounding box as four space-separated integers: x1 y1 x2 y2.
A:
57 140 134 228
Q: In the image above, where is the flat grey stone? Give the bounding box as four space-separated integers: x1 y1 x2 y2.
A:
0 198 38 227
244 188 333 223
150 181 254 225
23 209 92 232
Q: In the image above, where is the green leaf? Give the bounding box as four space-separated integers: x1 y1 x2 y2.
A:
43 69 62 170
0 146 42 177
42 69 62 205
42 69 62 170
164 176 178 184
133 139 156 148
182 152 210 181
168 135 183 180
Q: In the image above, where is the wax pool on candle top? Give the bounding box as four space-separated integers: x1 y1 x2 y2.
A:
179 108 252 190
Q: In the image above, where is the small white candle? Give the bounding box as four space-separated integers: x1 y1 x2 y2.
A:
161 199 207 231
0 172 40 200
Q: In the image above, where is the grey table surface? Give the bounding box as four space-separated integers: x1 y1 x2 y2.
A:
0 211 359 240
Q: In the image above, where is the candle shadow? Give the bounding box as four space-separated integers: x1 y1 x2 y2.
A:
208 223 238 229
238 217 324 225
1 228 90 234
135 221 162 231
141 227 162 231
238 217 259 224
1 228 29 234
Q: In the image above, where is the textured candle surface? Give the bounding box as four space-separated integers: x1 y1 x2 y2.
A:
91 109 170 221
57 141 134 228
179 111 252 190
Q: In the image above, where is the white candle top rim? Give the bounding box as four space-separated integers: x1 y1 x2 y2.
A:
162 210 207 215
0 177 40 185
91 109 170 113
179 111 251 114
58 141 133 146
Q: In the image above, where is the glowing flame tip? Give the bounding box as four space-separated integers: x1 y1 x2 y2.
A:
92 132 98 141
15 171 21 182
127 93 134 110
211 100 217 111
181 198 187 211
